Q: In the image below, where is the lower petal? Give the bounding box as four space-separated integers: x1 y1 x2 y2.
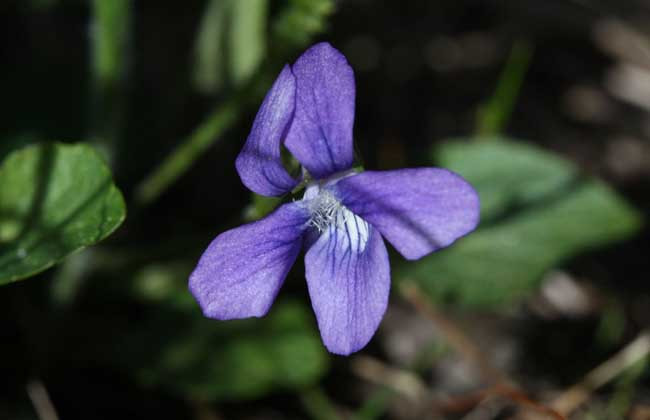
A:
304 211 390 355
189 202 308 320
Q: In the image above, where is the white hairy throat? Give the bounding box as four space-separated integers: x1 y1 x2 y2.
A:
303 183 370 252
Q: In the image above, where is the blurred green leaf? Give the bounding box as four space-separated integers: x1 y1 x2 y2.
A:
193 0 231 93
229 0 268 85
125 260 329 400
353 388 394 420
0 133 40 162
194 0 267 93
299 387 340 420
133 300 329 401
396 139 642 307
596 301 626 348
272 0 336 51
244 193 282 222
91 0 132 161
131 260 196 310
0 143 126 284
92 0 130 90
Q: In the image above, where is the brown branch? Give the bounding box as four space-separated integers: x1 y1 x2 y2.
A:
399 282 565 420
435 385 566 420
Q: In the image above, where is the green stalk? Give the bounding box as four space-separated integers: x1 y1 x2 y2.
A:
134 93 244 207
90 0 131 162
475 40 533 137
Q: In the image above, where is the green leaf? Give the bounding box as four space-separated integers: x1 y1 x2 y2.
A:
229 0 268 85
193 0 268 92
125 260 329 400
0 143 126 284
437 138 577 221
131 260 197 311
272 0 336 52
193 0 231 93
90 0 131 158
244 193 282 222
134 300 329 401
0 133 40 162
92 0 130 89
396 139 642 307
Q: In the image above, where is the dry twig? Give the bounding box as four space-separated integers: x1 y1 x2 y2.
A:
398 282 566 420
551 329 650 416
26 379 59 420
399 282 507 385
350 355 429 402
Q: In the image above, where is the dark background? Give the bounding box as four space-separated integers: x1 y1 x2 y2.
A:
1 0 650 419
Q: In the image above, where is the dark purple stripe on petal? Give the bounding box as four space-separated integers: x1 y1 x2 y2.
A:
285 42 356 179
235 65 299 196
333 168 480 260
189 202 309 320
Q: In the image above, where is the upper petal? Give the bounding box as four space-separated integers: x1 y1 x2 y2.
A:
304 209 390 355
189 202 309 319
235 65 299 196
285 42 356 179
332 168 480 260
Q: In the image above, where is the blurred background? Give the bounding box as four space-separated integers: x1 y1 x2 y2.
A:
1 0 650 419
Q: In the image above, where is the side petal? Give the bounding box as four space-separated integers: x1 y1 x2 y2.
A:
285 42 356 179
304 210 390 355
235 65 299 196
189 202 308 319
332 168 480 260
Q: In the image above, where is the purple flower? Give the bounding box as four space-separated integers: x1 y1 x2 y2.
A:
189 43 480 355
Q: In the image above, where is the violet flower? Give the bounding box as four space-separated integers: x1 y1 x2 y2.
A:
189 43 480 355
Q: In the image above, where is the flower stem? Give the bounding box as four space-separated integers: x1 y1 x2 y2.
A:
90 0 132 164
133 93 244 207
475 40 534 138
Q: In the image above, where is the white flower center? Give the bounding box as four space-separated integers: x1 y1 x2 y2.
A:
307 189 339 231
305 187 370 252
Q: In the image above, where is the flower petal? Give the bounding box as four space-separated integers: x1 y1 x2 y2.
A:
304 210 390 355
332 168 480 260
189 202 308 319
285 42 356 179
235 65 299 196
